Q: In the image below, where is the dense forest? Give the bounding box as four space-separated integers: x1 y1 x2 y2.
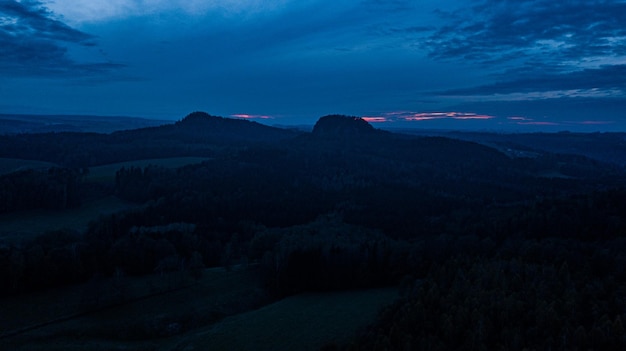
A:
2 112 626 349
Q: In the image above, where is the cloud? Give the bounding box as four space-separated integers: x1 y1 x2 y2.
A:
47 0 298 24
450 96 626 127
231 114 274 120
361 116 387 123
421 1 626 100
362 111 496 123
0 0 124 78
425 0 626 67
1 0 94 43
435 64 626 97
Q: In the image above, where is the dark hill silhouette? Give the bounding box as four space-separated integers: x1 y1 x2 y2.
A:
312 115 383 138
112 111 298 143
0 110 621 191
0 112 299 167
305 115 507 171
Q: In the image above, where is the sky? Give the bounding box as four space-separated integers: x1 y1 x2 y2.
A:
1 0 625 131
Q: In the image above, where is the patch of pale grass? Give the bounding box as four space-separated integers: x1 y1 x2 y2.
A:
167 288 398 351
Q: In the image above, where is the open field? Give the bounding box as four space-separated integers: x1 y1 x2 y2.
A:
166 287 398 351
1 266 262 346
0 157 208 244
0 196 136 244
84 157 210 183
0 158 57 175
1 264 398 351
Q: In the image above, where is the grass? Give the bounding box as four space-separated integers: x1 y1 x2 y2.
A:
1 155 398 349
84 157 209 183
0 158 57 175
0 157 208 244
1 266 264 350
1 265 398 351
0 196 135 244
165 287 398 351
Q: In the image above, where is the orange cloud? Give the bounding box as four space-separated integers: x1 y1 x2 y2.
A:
362 116 388 123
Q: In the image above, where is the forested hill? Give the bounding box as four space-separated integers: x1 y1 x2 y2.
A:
0 113 621 185
400 129 626 167
0 112 299 167
114 111 298 143
106 115 623 239
3 114 626 349
312 114 384 138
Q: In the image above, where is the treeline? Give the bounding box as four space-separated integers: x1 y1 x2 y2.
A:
251 216 403 296
2 186 625 297
0 219 217 295
2 114 626 345
444 130 626 167
0 167 83 213
336 234 626 350
111 135 621 240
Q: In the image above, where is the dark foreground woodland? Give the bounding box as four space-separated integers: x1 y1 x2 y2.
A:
2 112 626 350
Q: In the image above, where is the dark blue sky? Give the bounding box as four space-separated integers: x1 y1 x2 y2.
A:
1 0 625 131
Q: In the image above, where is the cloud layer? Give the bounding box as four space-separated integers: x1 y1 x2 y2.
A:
422 0 626 100
47 0 297 24
426 0 626 67
437 64 626 97
1 0 624 130
0 0 123 77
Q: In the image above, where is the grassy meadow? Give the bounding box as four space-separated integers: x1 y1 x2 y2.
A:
0 158 57 175
0 196 135 244
1 153 400 350
1 264 398 351
166 287 398 351
0 157 209 244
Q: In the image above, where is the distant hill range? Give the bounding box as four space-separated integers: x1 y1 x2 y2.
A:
116 111 299 143
0 111 625 175
0 112 300 166
0 114 170 134
396 129 626 167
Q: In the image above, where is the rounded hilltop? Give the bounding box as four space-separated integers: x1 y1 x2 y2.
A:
168 111 298 141
175 111 225 126
312 115 377 137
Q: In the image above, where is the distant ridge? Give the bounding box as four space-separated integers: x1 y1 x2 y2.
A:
0 112 300 167
0 114 169 134
174 111 271 131
143 111 300 142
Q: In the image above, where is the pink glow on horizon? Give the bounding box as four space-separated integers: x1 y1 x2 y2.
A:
402 112 495 120
362 116 388 123
231 114 273 120
575 120 614 125
362 111 496 123
508 116 562 126
516 121 560 126
403 116 439 121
